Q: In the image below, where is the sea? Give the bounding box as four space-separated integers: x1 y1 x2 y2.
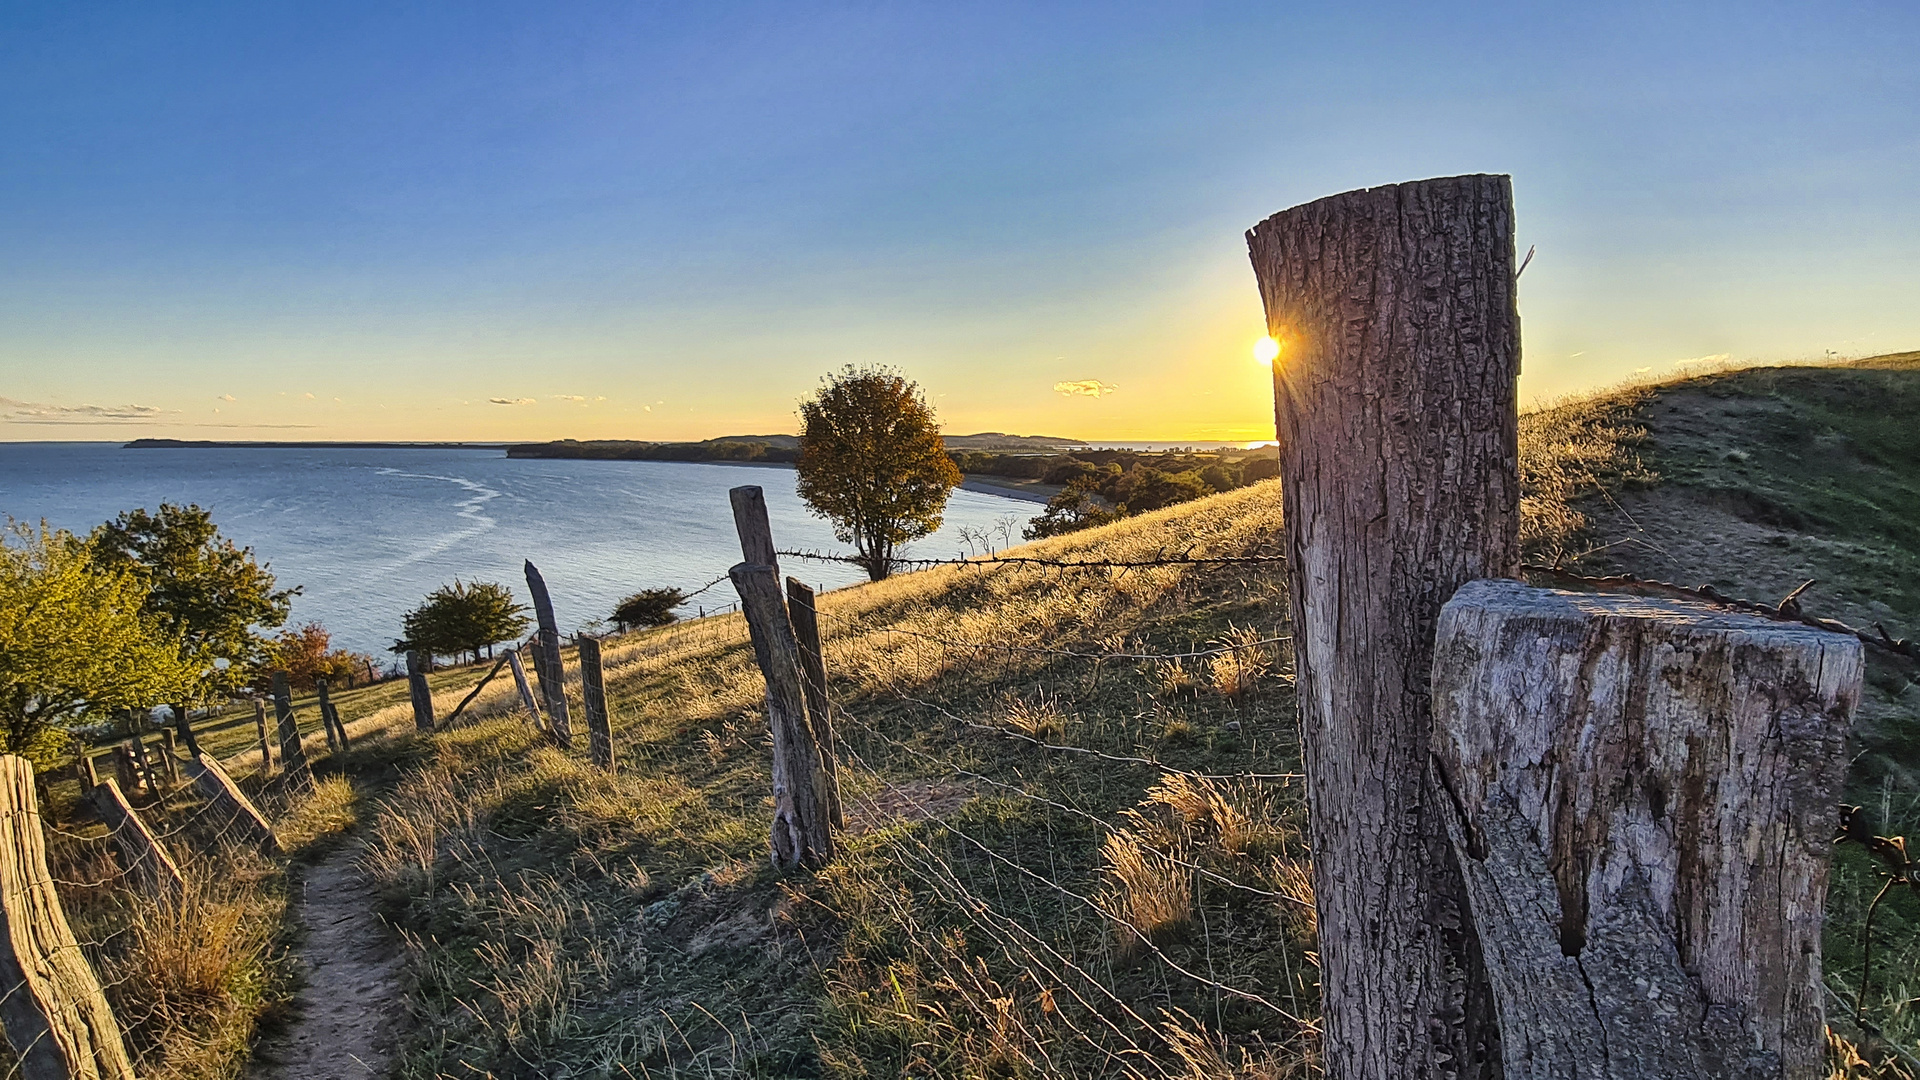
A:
0 442 1039 661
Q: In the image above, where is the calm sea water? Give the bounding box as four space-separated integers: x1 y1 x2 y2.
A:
0 443 1035 659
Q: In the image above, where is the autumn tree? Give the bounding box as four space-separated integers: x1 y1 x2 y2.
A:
393 580 530 663
268 622 375 691
0 523 194 767
89 503 296 698
795 366 961 581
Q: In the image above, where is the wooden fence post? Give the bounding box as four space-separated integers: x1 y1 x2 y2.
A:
0 755 138 1079
186 755 280 855
314 678 341 756
577 636 615 771
270 672 310 781
730 563 836 869
87 778 184 899
170 702 200 758
252 699 275 776
156 729 181 786
111 746 140 798
405 652 437 733
1246 174 1520 1078
1431 579 1862 1078
73 756 97 795
506 648 544 729
522 562 574 748
785 578 842 829
729 486 780 573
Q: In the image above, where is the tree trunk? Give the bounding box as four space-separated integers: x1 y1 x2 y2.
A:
1431 580 1860 1079
1245 174 1521 1079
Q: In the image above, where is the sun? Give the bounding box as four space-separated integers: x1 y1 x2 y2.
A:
1253 335 1280 365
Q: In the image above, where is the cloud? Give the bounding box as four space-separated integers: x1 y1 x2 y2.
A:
488 397 536 406
301 392 315 399
0 397 176 424
1672 353 1731 367
1052 380 1118 398
218 394 236 402
554 394 587 402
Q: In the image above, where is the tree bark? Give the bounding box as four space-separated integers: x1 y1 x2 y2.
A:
1431 580 1860 1079
1246 174 1520 1079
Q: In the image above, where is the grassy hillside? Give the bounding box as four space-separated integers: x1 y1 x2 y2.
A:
163 354 1914 1078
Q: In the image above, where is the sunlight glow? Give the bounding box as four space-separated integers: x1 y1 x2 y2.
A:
1253 335 1280 365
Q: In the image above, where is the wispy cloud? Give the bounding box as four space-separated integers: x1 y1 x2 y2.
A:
488 397 537 406
1053 379 1118 398
0 397 176 424
1672 352 1731 367
554 394 587 402
218 393 236 402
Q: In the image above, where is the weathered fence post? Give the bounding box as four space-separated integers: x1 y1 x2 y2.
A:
73 755 97 794
186 755 280 854
156 729 182 785
506 648 544 728
523 562 574 748
87 778 185 899
1246 174 1520 1078
405 651 437 733
729 486 780 572
577 636 616 771
317 678 350 753
1431 580 1860 1079
252 699 275 776
111 745 140 798
0 755 138 1079
171 701 200 758
270 672 310 781
128 726 159 792
314 678 341 755
731 563 837 869
785 578 842 829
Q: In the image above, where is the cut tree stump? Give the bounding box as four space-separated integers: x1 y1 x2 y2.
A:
1245 174 1519 1078
731 563 836 869
578 636 615 771
1431 579 1862 1080
405 652 436 733
523 562 573 747
86 778 184 899
0 755 137 1080
186 754 280 855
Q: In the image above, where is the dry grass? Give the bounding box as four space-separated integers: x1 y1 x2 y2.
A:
1101 829 1194 951
1517 386 1657 563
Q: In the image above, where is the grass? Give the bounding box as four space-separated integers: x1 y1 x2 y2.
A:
41 352 1907 1077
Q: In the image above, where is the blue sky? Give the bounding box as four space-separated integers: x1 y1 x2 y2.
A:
2 1 1915 441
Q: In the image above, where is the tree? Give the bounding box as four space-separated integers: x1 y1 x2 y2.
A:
0 523 195 767
393 580 530 663
1022 482 1122 539
89 503 296 698
612 588 686 631
796 366 962 581
267 622 375 692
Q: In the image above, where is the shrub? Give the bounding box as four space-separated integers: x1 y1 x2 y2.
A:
611 588 686 631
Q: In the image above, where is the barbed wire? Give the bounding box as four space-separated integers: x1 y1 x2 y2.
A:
1521 564 1917 662
779 548 1287 572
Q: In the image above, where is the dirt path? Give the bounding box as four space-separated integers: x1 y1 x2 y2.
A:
249 842 404 1079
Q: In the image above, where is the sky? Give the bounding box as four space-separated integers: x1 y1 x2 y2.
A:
1 1 1915 443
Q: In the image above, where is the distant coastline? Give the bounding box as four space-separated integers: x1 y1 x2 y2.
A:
126 438 509 450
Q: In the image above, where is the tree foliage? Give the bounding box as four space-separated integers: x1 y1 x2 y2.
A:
796 366 962 581
267 622 374 692
394 580 530 663
0 523 195 766
1023 483 1124 540
89 503 296 697
612 588 686 631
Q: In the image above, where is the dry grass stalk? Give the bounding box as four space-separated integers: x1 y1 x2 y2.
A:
1002 694 1068 741
1207 626 1272 700
1101 829 1192 952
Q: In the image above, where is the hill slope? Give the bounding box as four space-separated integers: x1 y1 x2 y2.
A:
336 355 1919 1077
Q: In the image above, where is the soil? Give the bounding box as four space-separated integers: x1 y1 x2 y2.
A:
248 843 404 1080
